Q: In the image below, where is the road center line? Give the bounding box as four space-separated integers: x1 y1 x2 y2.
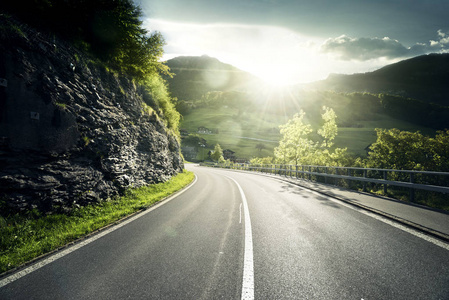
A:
226 176 254 300
0 175 198 288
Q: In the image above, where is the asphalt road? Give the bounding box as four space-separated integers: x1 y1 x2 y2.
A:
1 164 449 299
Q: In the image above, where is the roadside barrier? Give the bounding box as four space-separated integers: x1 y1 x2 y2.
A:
201 163 449 205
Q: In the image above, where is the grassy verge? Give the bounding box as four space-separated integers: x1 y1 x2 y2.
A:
0 170 195 274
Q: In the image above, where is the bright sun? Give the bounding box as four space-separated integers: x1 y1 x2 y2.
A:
252 66 298 87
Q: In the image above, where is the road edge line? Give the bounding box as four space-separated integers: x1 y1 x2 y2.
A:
0 174 198 288
218 168 449 246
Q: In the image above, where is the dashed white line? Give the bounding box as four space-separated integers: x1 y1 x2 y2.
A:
226 176 254 300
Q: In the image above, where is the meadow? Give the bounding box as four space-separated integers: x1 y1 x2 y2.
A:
181 105 435 159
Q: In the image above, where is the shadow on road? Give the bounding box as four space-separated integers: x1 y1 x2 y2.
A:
279 184 341 209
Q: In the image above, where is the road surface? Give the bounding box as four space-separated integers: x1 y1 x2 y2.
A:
1 164 448 299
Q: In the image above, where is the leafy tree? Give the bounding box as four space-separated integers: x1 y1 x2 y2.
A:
211 143 224 163
255 143 266 152
366 128 449 171
274 107 350 166
275 110 313 165
3 0 169 80
250 157 274 165
317 106 338 148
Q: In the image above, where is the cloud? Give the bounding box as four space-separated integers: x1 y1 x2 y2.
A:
321 30 449 61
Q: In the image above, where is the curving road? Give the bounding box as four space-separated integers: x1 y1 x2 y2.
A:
1 164 449 299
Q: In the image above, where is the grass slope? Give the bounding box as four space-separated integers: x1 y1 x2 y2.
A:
181 106 435 158
0 170 195 274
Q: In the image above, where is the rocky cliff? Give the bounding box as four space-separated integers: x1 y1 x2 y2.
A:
0 16 183 214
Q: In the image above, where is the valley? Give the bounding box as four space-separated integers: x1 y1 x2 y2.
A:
166 55 449 161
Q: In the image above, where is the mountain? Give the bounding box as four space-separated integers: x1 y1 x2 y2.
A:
164 55 262 101
310 53 449 106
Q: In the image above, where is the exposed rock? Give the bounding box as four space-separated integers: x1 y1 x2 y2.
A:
0 16 183 214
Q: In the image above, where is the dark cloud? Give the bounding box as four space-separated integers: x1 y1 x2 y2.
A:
140 0 449 45
320 31 449 61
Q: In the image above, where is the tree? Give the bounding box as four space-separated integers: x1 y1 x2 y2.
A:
211 143 224 163
255 143 266 153
274 110 313 165
317 106 338 148
274 107 349 166
4 0 169 80
366 128 449 171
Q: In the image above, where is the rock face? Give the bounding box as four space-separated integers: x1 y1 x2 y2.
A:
0 17 183 214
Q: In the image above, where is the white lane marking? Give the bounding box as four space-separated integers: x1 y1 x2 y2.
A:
226 176 254 300
0 175 198 288
239 203 243 224
290 183 449 251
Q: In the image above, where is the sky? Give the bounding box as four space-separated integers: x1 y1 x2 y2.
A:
137 0 449 85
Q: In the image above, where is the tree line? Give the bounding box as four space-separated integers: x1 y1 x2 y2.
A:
251 107 449 172
3 0 180 132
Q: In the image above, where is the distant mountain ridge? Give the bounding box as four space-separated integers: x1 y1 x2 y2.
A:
164 55 262 101
310 53 449 106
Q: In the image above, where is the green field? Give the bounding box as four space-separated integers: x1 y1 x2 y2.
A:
181 106 436 159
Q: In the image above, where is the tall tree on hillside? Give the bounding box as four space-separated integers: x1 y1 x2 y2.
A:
255 143 266 153
274 110 313 165
274 107 350 166
318 106 338 148
211 143 224 163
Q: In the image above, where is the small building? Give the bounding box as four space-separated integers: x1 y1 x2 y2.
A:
223 149 236 161
198 126 212 134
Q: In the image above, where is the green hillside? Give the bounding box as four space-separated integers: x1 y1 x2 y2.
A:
170 55 449 161
180 95 436 160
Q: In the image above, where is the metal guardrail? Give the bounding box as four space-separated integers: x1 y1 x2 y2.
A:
202 163 449 202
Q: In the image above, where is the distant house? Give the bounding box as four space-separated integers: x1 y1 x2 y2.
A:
197 126 218 134
198 126 212 134
223 149 236 161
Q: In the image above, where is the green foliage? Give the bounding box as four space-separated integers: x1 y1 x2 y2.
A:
379 94 449 129
250 156 274 165
0 170 195 273
366 129 449 171
275 110 313 164
255 143 266 152
211 143 225 163
142 75 180 132
274 107 350 166
3 0 169 81
317 106 338 148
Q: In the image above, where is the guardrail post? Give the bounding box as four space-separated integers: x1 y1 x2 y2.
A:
410 173 415 202
296 165 298 179
308 166 311 180
325 167 328 184
347 168 351 188
383 171 387 195
363 169 367 192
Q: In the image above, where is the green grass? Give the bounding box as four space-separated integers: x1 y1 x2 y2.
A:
0 170 195 274
181 106 284 159
181 106 436 159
